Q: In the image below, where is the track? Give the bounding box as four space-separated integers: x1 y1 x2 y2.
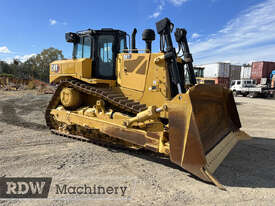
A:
45 79 148 148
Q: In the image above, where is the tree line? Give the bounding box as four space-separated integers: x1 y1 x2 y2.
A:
0 47 64 83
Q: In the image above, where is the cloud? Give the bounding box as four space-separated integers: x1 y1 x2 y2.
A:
4 54 36 64
15 54 36 62
190 0 275 64
49 18 57 25
0 46 11 54
192 33 200 39
149 0 188 18
49 18 68 26
149 0 165 18
169 0 188 6
196 43 275 65
150 12 161 18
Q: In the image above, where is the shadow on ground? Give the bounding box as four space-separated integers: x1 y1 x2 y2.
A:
235 102 244 105
0 98 48 131
215 137 275 188
108 136 275 189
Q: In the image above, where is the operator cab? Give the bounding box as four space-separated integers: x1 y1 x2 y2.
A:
66 29 127 80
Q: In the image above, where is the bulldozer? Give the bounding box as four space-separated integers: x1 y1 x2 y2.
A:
46 18 250 190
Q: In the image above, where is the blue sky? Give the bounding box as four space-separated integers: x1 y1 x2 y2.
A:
1 0 274 64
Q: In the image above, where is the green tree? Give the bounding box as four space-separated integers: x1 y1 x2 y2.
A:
242 63 251 67
24 47 64 82
0 61 11 74
1 47 64 82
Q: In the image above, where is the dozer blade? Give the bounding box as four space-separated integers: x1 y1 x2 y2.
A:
167 84 251 189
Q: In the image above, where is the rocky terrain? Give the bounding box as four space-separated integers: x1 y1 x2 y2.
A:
0 90 275 206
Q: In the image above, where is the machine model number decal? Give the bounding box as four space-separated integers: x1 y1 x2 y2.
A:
123 54 132 60
51 64 60 73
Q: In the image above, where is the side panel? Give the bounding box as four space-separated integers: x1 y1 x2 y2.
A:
116 53 171 107
139 53 172 107
117 53 150 91
50 59 91 83
77 59 92 78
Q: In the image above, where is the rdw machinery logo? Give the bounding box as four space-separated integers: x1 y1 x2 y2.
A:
0 177 52 198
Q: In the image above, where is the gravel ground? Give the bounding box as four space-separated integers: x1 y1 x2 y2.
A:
0 90 275 206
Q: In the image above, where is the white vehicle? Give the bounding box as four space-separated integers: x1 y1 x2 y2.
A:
230 79 273 98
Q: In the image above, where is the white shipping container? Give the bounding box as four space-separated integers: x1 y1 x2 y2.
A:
240 66 251 79
199 63 230 78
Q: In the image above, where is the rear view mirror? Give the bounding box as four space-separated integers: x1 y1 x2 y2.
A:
65 32 79 43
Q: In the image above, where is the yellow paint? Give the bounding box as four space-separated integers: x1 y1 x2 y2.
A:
116 53 150 91
50 58 92 83
116 52 172 107
139 53 171 107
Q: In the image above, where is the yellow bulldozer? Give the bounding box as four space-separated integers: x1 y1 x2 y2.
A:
46 18 250 190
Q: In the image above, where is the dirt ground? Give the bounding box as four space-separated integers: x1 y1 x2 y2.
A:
0 90 275 206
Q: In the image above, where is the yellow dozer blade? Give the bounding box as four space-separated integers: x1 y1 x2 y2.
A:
167 84 250 189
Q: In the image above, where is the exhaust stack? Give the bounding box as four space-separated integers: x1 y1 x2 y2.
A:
131 28 137 53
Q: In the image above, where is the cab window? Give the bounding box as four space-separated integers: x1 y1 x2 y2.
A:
83 37 91 58
98 35 113 63
237 81 241 85
75 37 83 58
75 36 92 58
119 38 126 52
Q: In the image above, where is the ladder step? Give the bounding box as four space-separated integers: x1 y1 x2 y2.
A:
127 102 139 107
120 99 133 104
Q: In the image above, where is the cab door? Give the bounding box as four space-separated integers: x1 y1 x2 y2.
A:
94 35 116 79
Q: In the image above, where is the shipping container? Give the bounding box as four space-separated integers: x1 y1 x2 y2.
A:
203 77 230 88
229 65 241 81
251 61 275 84
240 66 251 79
193 67 204 77
200 62 230 78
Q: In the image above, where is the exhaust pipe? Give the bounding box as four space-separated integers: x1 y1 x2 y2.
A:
131 28 137 53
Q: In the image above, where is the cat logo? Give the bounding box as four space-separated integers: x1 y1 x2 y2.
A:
51 64 60 73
